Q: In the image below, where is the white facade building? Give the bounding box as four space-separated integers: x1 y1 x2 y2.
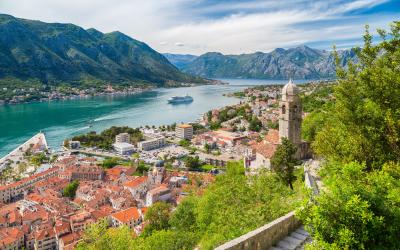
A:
145 185 171 206
115 133 130 143
113 142 135 155
175 124 193 140
138 135 165 151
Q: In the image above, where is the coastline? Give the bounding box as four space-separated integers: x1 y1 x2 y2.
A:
0 80 228 106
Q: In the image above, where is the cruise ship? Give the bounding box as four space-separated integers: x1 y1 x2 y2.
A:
167 95 193 104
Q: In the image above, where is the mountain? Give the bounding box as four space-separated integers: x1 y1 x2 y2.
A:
0 14 204 86
169 46 357 79
163 53 198 69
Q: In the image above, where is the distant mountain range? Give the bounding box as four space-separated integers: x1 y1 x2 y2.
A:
0 14 204 87
163 53 198 69
165 46 357 79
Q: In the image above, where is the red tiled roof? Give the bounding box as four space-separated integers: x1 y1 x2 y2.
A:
264 129 280 144
0 227 24 247
111 207 140 223
148 185 170 195
252 141 278 159
35 227 55 241
60 232 81 245
0 167 59 191
123 176 147 189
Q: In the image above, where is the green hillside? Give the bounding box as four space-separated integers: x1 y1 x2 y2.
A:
0 14 205 87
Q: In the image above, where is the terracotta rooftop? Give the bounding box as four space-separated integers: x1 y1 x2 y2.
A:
252 141 278 159
123 176 148 189
148 185 170 195
264 129 280 144
0 167 59 192
0 227 24 247
60 232 81 246
111 207 140 223
177 124 192 129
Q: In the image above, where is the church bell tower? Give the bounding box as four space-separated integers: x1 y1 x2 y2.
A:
279 79 302 144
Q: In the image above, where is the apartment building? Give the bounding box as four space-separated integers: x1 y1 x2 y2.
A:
137 135 165 151
115 133 130 143
175 124 193 140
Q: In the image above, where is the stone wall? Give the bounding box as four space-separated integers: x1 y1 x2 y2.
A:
215 211 300 250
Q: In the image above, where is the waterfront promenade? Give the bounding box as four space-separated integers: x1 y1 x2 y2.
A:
0 132 48 171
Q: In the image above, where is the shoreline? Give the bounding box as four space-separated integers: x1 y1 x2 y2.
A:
0 80 229 106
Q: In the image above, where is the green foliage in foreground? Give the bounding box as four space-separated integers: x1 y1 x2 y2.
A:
63 180 79 198
306 23 400 168
72 126 143 150
77 161 305 250
297 162 400 250
298 22 400 250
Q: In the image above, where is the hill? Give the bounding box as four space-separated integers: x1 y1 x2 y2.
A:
166 46 357 79
0 14 204 87
162 53 198 69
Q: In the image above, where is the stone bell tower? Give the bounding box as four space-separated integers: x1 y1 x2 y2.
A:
279 79 302 144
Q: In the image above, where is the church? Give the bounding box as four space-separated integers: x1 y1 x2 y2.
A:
244 79 310 172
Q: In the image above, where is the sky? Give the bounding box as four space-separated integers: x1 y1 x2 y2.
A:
1 0 399 55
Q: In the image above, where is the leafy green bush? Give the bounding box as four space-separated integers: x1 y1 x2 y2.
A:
297 162 400 250
63 180 79 198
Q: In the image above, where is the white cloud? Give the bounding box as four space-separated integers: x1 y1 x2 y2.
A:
175 42 185 47
1 0 395 55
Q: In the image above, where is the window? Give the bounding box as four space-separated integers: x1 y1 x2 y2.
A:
282 105 286 114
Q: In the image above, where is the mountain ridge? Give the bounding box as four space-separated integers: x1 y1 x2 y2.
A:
0 14 205 87
165 46 357 79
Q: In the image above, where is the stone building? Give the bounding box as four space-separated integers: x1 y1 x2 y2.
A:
244 79 310 171
279 79 302 144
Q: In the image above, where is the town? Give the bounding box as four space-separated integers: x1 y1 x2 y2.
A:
0 83 152 105
0 79 330 249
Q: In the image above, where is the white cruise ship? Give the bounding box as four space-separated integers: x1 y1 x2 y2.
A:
167 95 193 104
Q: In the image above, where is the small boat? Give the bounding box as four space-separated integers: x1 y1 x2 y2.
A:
167 95 193 104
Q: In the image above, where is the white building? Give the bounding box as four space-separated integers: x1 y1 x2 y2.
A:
138 135 165 151
175 124 193 140
113 142 135 155
115 133 130 143
146 185 171 206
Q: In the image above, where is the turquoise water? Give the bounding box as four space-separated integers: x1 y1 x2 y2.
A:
0 79 309 157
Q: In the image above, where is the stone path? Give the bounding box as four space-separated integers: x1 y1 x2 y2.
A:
269 226 310 250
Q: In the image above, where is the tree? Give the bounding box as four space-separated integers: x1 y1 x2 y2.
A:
184 156 201 170
136 230 198 250
297 162 400 250
270 138 298 190
136 161 150 175
30 152 48 166
248 116 262 132
204 143 211 153
63 180 79 198
178 139 191 148
77 219 135 250
298 22 400 250
75 161 305 250
312 23 400 169
102 157 119 169
143 202 172 236
169 197 197 232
